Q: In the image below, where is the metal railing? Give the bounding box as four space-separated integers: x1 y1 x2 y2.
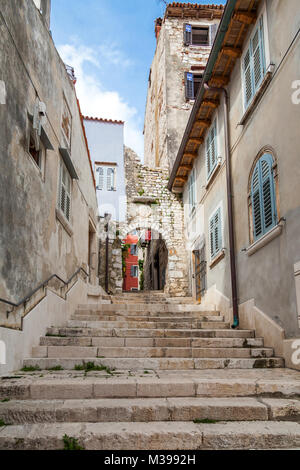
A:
0 267 89 315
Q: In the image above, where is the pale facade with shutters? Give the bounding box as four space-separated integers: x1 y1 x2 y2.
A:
144 3 223 173
83 118 127 222
181 0 300 338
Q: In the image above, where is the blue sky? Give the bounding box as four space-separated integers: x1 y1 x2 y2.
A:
51 0 226 158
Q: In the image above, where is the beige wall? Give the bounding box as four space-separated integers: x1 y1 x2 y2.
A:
182 0 300 337
0 0 99 310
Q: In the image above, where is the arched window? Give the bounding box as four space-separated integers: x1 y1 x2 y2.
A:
250 153 277 241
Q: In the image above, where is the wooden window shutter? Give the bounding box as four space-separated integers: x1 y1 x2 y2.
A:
107 168 114 191
209 24 218 46
206 134 211 177
243 47 253 107
185 72 194 100
130 266 134 277
96 167 104 190
260 154 277 232
251 163 263 240
184 24 192 46
210 208 222 259
59 161 71 221
251 18 265 91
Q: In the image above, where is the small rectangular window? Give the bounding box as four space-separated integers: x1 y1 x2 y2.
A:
209 207 222 260
184 24 210 46
131 244 137 255
131 266 138 278
28 122 45 174
58 160 72 222
61 97 72 148
206 119 218 180
185 73 203 100
188 169 196 214
242 16 266 109
107 167 116 191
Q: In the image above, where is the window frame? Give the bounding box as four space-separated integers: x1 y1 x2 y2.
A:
184 23 217 47
188 168 196 216
185 72 203 101
241 7 270 112
209 204 223 262
27 121 46 179
249 151 278 243
205 117 218 181
61 95 72 149
58 158 72 223
131 244 138 256
131 265 138 278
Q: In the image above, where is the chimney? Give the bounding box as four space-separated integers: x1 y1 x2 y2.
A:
155 18 162 40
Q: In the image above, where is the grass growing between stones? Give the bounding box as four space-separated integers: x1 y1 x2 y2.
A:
0 419 8 427
1 398 10 402
21 365 41 372
74 362 115 375
63 434 84 451
193 418 219 424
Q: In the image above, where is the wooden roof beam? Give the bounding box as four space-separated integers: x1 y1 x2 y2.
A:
195 119 211 129
208 75 230 88
202 98 220 108
233 11 257 25
183 152 198 159
221 46 242 58
189 137 204 145
175 175 188 183
179 164 193 171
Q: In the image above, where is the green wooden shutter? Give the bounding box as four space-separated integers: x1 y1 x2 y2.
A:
210 208 222 258
251 154 276 241
243 47 253 106
206 120 218 179
251 17 265 91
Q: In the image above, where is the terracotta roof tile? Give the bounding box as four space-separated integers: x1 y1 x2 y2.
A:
83 116 124 125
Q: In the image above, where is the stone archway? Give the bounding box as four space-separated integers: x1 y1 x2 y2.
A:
123 147 188 297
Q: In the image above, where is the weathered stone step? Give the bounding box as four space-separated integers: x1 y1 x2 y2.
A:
40 336 264 348
45 327 256 339
0 421 300 450
23 356 285 371
4 397 300 425
71 315 224 324
74 310 221 319
67 320 231 330
77 303 216 313
1 370 299 400
32 345 273 359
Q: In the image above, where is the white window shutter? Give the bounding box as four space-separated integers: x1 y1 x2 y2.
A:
97 167 104 190
107 168 112 191
209 23 218 46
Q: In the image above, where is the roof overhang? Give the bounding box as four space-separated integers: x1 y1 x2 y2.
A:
168 0 260 193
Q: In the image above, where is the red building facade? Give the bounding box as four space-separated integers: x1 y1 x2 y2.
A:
123 234 139 292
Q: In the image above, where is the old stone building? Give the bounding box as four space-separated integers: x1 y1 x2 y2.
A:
144 3 224 172
168 0 300 367
123 146 188 296
0 0 100 372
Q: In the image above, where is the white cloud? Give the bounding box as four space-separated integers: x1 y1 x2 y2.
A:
58 43 144 158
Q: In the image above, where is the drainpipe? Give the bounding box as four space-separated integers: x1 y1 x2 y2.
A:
204 84 239 328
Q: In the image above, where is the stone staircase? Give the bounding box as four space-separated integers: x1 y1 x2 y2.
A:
0 292 299 450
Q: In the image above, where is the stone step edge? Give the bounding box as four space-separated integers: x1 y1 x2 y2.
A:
2 397 300 424
22 356 285 371
0 421 300 450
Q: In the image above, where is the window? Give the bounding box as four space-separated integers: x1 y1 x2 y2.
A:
131 244 137 255
61 97 72 148
28 126 45 170
206 119 218 180
184 24 217 46
96 166 116 191
107 167 116 191
242 16 266 109
58 160 72 221
209 207 222 260
185 73 203 100
131 266 138 278
250 153 277 241
188 169 196 214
